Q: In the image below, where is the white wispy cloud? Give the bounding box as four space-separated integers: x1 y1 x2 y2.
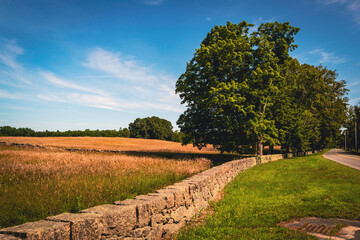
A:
0 39 24 71
347 79 360 87
78 75 117 78
309 49 347 64
35 48 184 113
1 70 32 85
349 96 360 104
84 48 159 83
40 71 105 95
1 41 183 115
0 39 33 87
317 0 360 25
348 0 360 10
38 93 119 111
0 89 25 99
144 0 164 6
38 92 183 112
318 0 348 4
83 47 182 109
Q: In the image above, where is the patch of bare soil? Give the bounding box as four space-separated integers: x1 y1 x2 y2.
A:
279 217 360 240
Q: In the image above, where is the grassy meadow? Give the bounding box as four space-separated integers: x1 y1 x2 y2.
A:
0 136 219 152
176 152 360 240
0 137 216 229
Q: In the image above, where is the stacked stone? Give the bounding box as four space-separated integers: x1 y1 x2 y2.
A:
0 150 319 239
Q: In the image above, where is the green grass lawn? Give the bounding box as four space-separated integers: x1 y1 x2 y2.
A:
176 152 360 240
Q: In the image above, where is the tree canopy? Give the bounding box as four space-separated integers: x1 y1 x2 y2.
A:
129 116 175 141
176 21 348 155
344 103 360 152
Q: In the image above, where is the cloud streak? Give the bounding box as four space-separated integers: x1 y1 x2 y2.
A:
40 71 105 95
347 80 360 87
38 92 119 111
144 0 164 6
32 48 184 113
0 89 25 100
0 39 24 71
38 92 183 112
317 0 360 24
84 48 160 83
0 40 184 120
309 49 347 64
0 39 33 87
349 96 360 104
83 48 182 110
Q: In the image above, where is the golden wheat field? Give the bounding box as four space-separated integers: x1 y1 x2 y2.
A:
0 136 219 153
0 137 216 229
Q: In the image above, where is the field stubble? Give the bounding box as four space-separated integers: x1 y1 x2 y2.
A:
0 137 214 228
0 136 219 152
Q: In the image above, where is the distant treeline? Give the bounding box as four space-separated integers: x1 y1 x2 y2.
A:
0 126 131 138
0 116 184 142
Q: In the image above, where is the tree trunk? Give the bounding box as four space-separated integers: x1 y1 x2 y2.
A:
252 142 256 155
256 140 263 156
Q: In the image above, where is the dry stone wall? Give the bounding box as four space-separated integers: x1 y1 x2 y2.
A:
0 150 320 240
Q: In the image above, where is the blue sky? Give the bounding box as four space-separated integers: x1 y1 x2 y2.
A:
0 0 359 131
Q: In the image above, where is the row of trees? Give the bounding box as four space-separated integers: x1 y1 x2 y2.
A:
0 116 184 142
0 126 131 138
176 21 348 155
343 104 360 152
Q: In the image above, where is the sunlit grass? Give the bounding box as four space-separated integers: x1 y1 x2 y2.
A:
176 153 360 240
0 136 219 153
0 145 211 228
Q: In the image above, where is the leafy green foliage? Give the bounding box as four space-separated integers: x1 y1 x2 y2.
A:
274 60 348 152
344 104 360 151
176 21 300 155
129 116 174 141
177 153 360 239
176 20 347 155
70 195 83 213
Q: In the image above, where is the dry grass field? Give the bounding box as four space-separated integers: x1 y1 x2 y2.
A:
0 137 217 229
0 136 219 153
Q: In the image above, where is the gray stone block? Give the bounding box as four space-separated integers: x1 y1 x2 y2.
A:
80 204 137 237
170 206 187 223
114 199 151 228
46 212 104 240
152 190 175 209
166 184 191 207
135 194 167 214
0 220 70 240
155 188 186 209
